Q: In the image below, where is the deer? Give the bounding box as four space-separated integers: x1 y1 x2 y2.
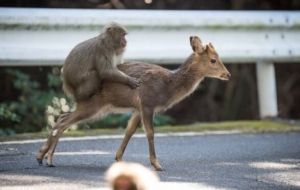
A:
36 36 231 171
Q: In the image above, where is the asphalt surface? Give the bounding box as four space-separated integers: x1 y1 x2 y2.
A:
0 132 300 190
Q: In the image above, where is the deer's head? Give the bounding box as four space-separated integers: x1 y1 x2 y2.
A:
189 36 231 81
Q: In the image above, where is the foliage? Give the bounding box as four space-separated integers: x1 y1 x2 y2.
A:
0 69 65 134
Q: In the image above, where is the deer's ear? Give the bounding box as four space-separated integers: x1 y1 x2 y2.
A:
190 36 195 51
190 36 205 53
207 42 216 53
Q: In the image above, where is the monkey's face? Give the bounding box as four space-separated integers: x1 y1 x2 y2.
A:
114 30 127 54
106 26 128 51
120 32 127 48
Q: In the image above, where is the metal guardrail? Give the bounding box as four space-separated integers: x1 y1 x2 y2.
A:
1 8 300 118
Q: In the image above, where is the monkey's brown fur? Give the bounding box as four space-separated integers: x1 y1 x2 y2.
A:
62 22 139 101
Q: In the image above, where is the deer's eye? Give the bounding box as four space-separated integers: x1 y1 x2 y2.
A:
210 58 216 64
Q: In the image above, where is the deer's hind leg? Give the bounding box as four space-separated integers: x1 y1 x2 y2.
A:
115 111 140 161
36 104 97 167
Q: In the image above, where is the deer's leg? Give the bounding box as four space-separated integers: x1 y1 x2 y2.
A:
37 112 73 163
141 108 163 171
57 112 71 122
115 111 140 161
44 113 75 167
36 112 73 166
46 109 98 167
37 107 95 167
36 132 57 166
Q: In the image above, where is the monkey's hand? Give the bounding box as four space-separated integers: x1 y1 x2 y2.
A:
127 77 140 89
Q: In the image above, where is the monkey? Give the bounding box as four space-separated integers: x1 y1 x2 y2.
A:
62 22 140 102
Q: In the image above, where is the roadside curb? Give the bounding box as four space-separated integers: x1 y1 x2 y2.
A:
0 130 242 145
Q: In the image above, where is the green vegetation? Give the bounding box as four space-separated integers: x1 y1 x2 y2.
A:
0 69 64 135
158 120 300 133
0 120 299 142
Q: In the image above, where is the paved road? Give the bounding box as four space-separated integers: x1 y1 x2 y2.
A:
0 132 300 190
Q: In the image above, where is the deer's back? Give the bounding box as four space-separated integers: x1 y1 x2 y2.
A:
96 62 172 109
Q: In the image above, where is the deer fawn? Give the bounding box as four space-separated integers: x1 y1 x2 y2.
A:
37 36 230 171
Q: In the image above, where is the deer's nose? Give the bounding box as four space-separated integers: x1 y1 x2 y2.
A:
227 73 231 79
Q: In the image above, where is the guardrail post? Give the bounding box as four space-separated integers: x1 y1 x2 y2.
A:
256 61 278 118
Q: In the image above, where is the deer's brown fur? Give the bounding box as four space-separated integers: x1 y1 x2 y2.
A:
37 36 230 171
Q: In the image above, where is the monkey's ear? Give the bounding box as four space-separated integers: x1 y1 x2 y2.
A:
106 27 113 34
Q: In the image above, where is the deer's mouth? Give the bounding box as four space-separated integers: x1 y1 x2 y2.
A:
220 73 231 81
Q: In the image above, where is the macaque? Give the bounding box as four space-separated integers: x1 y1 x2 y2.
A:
62 22 139 101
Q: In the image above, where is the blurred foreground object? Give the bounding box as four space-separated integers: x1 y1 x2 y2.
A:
106 162 159 190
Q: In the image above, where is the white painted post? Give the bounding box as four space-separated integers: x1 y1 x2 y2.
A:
256 62 278 118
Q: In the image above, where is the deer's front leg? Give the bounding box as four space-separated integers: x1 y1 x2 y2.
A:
115 111 140 161
141 108 163 171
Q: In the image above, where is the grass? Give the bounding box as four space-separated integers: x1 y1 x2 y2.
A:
158 120 300 133
1 120 300 142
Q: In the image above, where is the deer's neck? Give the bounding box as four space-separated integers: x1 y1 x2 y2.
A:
166 55 204 108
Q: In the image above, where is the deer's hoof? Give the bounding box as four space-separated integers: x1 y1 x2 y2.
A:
36 158 43 166
151 161 164 171
154 166 164 171
115 157 122 162
115 152 123 162
46 163 55 167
